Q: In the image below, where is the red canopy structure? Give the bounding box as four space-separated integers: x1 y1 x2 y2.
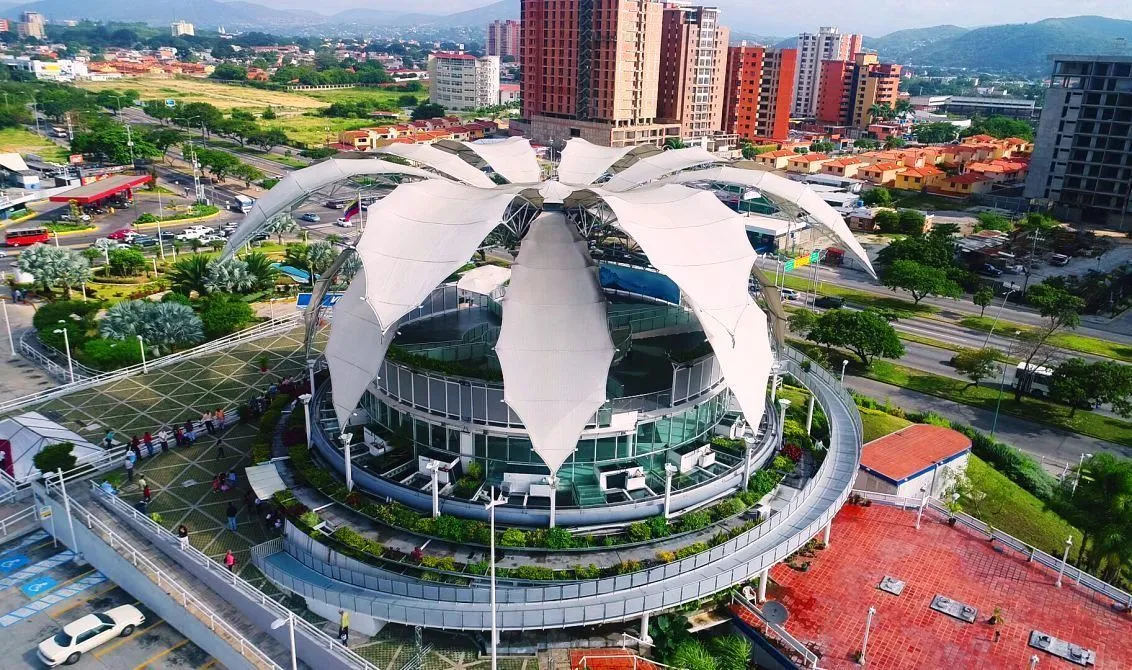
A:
49 174 152 205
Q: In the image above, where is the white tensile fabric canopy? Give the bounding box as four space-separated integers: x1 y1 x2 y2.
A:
325 266 396 426
602 146 719 192
556 139 636 187
353 179 516 328
495 212 614 475
460 137 542 184
0 412 103 483
456 265 511 296
379 143 497 188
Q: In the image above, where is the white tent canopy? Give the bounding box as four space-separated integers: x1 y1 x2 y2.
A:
457 265 511 296
0 412 103 483
495 212 614 475
603 147 719 192
557 139 636 187
380 143 497 188
245 462 288 501
326 266 396 426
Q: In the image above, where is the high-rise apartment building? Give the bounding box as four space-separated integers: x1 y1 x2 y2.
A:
1025 55 1132 229
17 11 46 40
517 0 680 148
655 4 729 139
814 52 900 129
793 26 862 118
722 43 797 142
487 20 521 61
428 53 501 111
171 20 195 37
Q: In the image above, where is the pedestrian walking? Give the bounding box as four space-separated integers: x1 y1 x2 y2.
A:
142 483 152 503
226 502 238 531
216 438 225 459
103 430 115 449
216 407 226 428
177 524 190 550
224 549 236 572
203 410 215 435
338 610 350 645
124 455 135 483
137 475 146 491
143 432 154 458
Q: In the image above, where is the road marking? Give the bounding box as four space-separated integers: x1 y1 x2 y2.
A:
131 637 189 670
94 618 165 658
0 554 28 573
0 530 49 556
197 660 217 670
0 573 106 626
20 575 57 598
0 550 74 590
47 584 122 618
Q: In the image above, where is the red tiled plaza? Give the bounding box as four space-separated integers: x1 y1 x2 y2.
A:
765 504 1130 669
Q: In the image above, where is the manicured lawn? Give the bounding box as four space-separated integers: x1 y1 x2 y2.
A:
958 315 1132 363
0 127 68 162
777 274 939 318
858 406 913 442
962 455 1083 561
864 358 1132 447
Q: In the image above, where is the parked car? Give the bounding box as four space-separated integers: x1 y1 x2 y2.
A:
1049 253 1070 266
1003 264 1025 274
814 296 844 309
183 225 214 236
37 605 145 666
106 228 136 241
299 212 321 222
157 231 177 241
59 213 91 222
334 217 354 227
779 288 799 301
197 234 226 245
130 235 158 248
980 264 1003 277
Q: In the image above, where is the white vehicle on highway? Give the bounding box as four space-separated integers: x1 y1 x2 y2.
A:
183 225 214 236
92 238 130 251
37 605 145 666
334 217 354 227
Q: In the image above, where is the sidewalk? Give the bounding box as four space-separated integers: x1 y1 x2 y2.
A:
0 299 54 399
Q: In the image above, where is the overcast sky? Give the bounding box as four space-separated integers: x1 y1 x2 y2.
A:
268 0 1132 35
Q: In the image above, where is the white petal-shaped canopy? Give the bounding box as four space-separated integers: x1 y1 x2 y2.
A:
379 143 497 188
495 212 614 475
224 158 439 253
433 137 542 184
602 147 719 192
326 266 395 426
664 165 875 277
557 139 636 187
354 179 516 328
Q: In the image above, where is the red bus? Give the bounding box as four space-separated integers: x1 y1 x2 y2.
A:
4 227 50 247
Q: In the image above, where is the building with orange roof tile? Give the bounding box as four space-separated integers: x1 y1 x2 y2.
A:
966 159 1029 183
857 161 906 186
786 152 832 174
894 165 945 191
821 156 870 179
934 172 993 196
750 148 796 170
856 423 970 497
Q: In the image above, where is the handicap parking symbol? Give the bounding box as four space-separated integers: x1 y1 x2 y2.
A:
0 555 27 574
21 576 57 598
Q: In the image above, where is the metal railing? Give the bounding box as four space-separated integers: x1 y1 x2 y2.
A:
0 504 37 538
91 483 381 670
40 482 284 670
20 331 100 382
731 591 820 669
0 313 303 416
574 654 679 670
855 489 1132 608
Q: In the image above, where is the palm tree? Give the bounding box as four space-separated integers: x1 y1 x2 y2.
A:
205 258 255 294
100 300 204 355
283 243 310 273
894 99 913 118
263 214 299 245
168 254 211 296
241 251 279 290
867 103 894 123
305 241 336 277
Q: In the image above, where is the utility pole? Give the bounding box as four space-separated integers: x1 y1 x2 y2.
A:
1020 232 1043 296
125 123 135 166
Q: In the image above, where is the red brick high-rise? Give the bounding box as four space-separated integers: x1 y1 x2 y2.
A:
487 20 521 61
656 4 729 139
517 0 680 147
815 52 902 128
722 44 797 142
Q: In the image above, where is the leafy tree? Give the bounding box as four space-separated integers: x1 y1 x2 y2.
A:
16 244 91 298
1014 284 1084 401
199 293 255 338
1053 453 1132 579
810 140 835 153
168 254 211 296
218 117 258 146
100 300 204 354
972 286 995 316
205 258 255 294
248 128 288 151
914 122 960 144
802 308 905 367
195 148 241 181
261 106 276 120
33 442 77 475
411 102 446 120
952 348 1000 389
177 101 224 137
107 248 146 276
876 233 957 271
1049 358 1095 416
898 209 927 235
1095 361 1132 417
963 115 1034 141
882 259 962 304
975 211 1012 232
873 208 899 233
264 215 299 244
211 63 248 81
71 117 159 164
232 162 265 187
143 127 186 163
1018 212 1061 235
884 136 907 149
860 187 892 207
854 138 879 150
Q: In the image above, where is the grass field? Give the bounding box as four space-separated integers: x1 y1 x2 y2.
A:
0 127 68 162
963 455 1083 561
263 114 376 147
858 406 913 442
958 315 1132 363
297 86 425 107
779 274 939 318
76 76 327 110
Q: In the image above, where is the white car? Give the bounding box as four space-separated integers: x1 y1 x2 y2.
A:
92 238 130 251
38 605 145 666
183 225 214 236
196 234 226 245
334 217 354 227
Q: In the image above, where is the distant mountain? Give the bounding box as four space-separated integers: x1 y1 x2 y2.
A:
325 8 440 26
863 25 969 62
900 16 1132 73
431 0 517 27
320 0 514 28
4 0 315 28
730 30 785 47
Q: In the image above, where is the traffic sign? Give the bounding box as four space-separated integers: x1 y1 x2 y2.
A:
165 99 177 108
784 260 795 272
809 250 820 263
20 576 57 598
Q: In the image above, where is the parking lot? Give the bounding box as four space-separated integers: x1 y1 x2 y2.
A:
0 531 216 670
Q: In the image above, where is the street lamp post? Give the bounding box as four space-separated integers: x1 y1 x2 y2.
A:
860 606 877 665
777 398 791 446
52 324 74 383
340 432 354 492
137 334 147 374
270 613 297 670
484 488 507 670
1 298 15 357
981 289 1017 348
298 393 312 446
56 469 80 562
425 460 440 519
841 359 849 382
547 475 558 528
1072 452 1091 495
915 486 927 530
1055 536 1073 587
307 358 317 395
663 463 678 518
990 361 1010 438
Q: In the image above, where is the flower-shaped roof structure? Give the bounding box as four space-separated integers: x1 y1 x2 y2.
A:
225 137 873 477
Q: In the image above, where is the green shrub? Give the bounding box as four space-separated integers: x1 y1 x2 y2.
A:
656 550 676 563
199 293 255 338
647 515 670 538
419 555 456 571
710 497 746 520
161 292 193 306
674 542 709 560
499 528 527 547
544 527 575 549
298 510 320 528
615 560 641 575
34 442 77 474
81 337 143 370
627 521 652 542
676 510 710 533
513 565 555 580
573 564 600 579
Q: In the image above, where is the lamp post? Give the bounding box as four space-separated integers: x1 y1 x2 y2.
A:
137 334 147 374
981 288 1017 348
742 434 756 488
663 463 678 519
340 432 354 491
484 487 507 670
56 469 79 562
1030 655 1039 670
298 393 312 446
840 359 849 382
270 613 297 670
1055 536 1073 587
805 394 815 435
1 298 14 357
425 460 440 518
860 606 877 665
915 486 927 530
307 358 317 395
990 361 1010 438
1072 452 1091 495
547 474 558 528
52 324 74 383
777 398 791 447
